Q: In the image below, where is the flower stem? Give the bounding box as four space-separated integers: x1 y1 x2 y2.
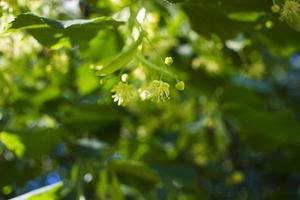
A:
137 53 177 79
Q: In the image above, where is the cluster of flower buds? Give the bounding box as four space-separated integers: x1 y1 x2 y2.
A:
272 0 300 24
140 80 170 102
110 56 186 106
280 0 300 23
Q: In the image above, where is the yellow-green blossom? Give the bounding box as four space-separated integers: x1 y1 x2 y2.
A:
271 5 281 13
164 57 174 66
175 81 185 91
111 82 134 106
121 73 129 82
140 80 170 102
280 0 300 23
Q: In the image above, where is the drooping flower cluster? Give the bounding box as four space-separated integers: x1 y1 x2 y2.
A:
271 5 281 13
140 80 170 102
110 56 185 106
280 0 300 23
111 82 134 107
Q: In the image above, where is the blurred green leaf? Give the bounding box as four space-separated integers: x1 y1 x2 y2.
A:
76 65 99 95
0 131 25 157
221 85 300 151
111 172 124 200
19 128 65 158
164 0 187 3
97 170 108 199
155 164 199 191
8 13 124 46
1 1 300 199
227 12 265 22
10 182 62 200
96 33 144 76
108 160 160 192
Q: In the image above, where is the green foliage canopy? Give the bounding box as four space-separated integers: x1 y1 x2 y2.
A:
1 0 300 199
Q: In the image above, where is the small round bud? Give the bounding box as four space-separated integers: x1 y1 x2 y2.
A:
230 171 245 184
121 73 129 82
175 81 185 91
271 5 281 13
164 57 174 66
265 20 274 29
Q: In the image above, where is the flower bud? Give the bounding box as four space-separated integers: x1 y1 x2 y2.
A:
164 57 174 66
175 81 185 91
121 74 129 82
271 5 281 13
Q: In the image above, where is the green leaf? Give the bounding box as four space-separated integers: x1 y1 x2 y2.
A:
111 172 124 200
221 85 300 151
180 0 300 50
76 65 99 95
8 13 124 46
97 170 108 199
108 160 160 192
164 0 187 3
155 164 199 191
96 33 144 76
32 86 61 106
227 12 265 22
181 0 271 12
175 0 270 40
19 128 65 158
10 182 62 200
137 53 177 79
0 131 25 157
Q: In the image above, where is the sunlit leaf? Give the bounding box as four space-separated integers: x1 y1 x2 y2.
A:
0 132 25 157
108 160 160 191
8 13 124 46
96 33 144 76
10 182 62 200
111 172 124 200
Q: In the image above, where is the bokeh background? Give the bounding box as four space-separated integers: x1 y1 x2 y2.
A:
1 0 300 199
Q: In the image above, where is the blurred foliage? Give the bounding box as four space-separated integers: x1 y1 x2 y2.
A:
0 0 300 199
